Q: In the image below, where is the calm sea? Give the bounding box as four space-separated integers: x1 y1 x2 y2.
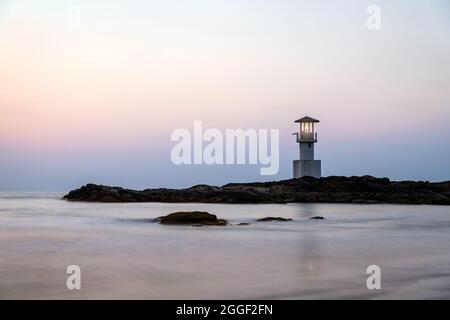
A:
0 192 449 299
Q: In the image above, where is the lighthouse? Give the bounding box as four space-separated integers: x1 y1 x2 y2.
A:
293 116 321 178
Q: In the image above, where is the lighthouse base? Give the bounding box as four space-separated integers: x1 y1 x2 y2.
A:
293 160 321 178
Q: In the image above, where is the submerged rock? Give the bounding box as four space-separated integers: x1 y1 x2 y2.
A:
153 211 227 226
257 217 293 222
352 199 380 204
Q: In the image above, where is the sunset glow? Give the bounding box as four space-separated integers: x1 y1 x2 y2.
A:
1 0 450 190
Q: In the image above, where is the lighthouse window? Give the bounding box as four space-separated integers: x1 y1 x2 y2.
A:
308 143 311 147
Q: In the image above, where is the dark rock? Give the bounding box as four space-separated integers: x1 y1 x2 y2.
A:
352 199 380 204
257 217 293 222
62 176 450 205
310 216 325 220
237 223 250 226
153 211 227 226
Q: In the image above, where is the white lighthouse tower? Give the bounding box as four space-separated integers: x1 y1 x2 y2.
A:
293 116 321 178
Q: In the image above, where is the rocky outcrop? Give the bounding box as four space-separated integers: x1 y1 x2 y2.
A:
153 211 227 226
63 175 450 205
257 217 293 222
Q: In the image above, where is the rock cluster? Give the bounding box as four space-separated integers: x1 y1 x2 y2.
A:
63 176 450 205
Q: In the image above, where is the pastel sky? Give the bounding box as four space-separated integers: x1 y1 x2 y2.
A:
1 0 449 191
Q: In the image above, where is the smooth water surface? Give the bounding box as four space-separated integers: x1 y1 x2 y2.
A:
0 192 449 299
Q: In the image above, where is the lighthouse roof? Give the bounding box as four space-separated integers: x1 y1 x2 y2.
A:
294 116 320 123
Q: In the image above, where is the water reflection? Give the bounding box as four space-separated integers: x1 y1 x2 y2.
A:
295 203 323 276
296 203 319 219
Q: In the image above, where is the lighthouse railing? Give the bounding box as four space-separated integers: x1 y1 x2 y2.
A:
298 132 317 142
